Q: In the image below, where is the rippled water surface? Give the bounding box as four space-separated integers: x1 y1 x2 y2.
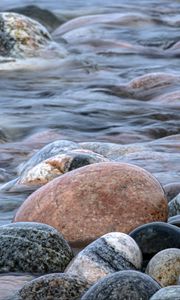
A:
0 0 180 297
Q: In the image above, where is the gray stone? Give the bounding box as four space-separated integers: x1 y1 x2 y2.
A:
168 193 180 217
81 270 161 300
163 182 180 202
14 273 89 300
146 248 180 286
0 222 73 274
66 232 142 284
168 215 180 227
150 286 180 300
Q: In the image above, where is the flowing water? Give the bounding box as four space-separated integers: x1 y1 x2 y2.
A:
0 0 180 297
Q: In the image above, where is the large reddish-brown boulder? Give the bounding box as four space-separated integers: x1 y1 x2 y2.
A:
14 162 168 246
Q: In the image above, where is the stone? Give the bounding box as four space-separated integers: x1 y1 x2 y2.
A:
168 193 180 217
81 270 161 300
0 222 73 273
129 222 180 265
163 182 180 202
17 149 109 186
13 273 89 300
146 248 180 286
150 286 180 300
168 215 180 227
66 232 142 284
14 162 168 246
0 12 52 59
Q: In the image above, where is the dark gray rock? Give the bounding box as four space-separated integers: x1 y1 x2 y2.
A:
129 222 180 268
81 270 161 300
0 222 73 274
150 286 180 300
14 273 89 300
168 193 180 217
163 182 180 202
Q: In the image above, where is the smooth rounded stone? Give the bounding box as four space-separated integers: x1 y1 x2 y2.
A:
18 140 80 175
129 222 180 261
0 273 36 300
13 273 89 300
150 286 180 300
168 193 180 217
81 270 161 300
14 162 168 246
164 182 180 202
0 222 73 274
146 248 180 286
17 149 109 186
168 215 180 227
0 12 53 59
66 232 142 284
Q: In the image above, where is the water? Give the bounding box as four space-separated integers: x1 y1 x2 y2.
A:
0 0 180 297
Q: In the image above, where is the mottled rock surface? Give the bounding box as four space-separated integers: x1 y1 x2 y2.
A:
150 286 180 300
14 162 168 246
66 232 142 284
0 222 73 273
146 248 180 286
168 193 180 217
81 270 161 300
13 273 89 300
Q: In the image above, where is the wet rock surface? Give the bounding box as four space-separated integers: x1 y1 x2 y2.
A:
0 222 73 273
14 162 168 246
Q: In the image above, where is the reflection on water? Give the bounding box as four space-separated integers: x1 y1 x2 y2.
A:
0 0 180 296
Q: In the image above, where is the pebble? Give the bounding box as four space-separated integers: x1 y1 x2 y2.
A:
13 273 89 300
163 182 180 202
66 232 142 284
146 248 180 286
0 222 73 273
168 215 180 227
150 285 180 300
17 149 109 186
168 193 180 217
14 162 168 246
129 222 180 264
81 270 161 300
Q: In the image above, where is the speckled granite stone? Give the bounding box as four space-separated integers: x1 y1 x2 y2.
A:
168 193 180 217
146 248 180 286
0 222 73 273
150 286 180 300
129 222 180 266
81 270 161 300
168 215 180 227
14 162 168 246
13 273 89 300
66 232 142 284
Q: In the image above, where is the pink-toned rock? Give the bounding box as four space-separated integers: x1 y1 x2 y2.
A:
14 162 168 246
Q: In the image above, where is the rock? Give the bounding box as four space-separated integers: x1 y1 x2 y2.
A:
0 222 73 273
66 232 142 284
168 215 180 227
18 140 80 175
81 270 161 300
146 248 180 286
168 193 180 217
17 149 109 186
14 273 89 300
164 182 180 202
129 222 180 266
14 162 168 246
0 12 52 59
150 286 180 300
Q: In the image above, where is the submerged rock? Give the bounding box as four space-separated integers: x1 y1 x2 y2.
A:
0 222 73 274
146 248 180 286
14 162 168 246
81 270 161 300
13 273 89 300
66 232 142 284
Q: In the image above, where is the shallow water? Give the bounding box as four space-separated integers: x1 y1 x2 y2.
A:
0 0 180 297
